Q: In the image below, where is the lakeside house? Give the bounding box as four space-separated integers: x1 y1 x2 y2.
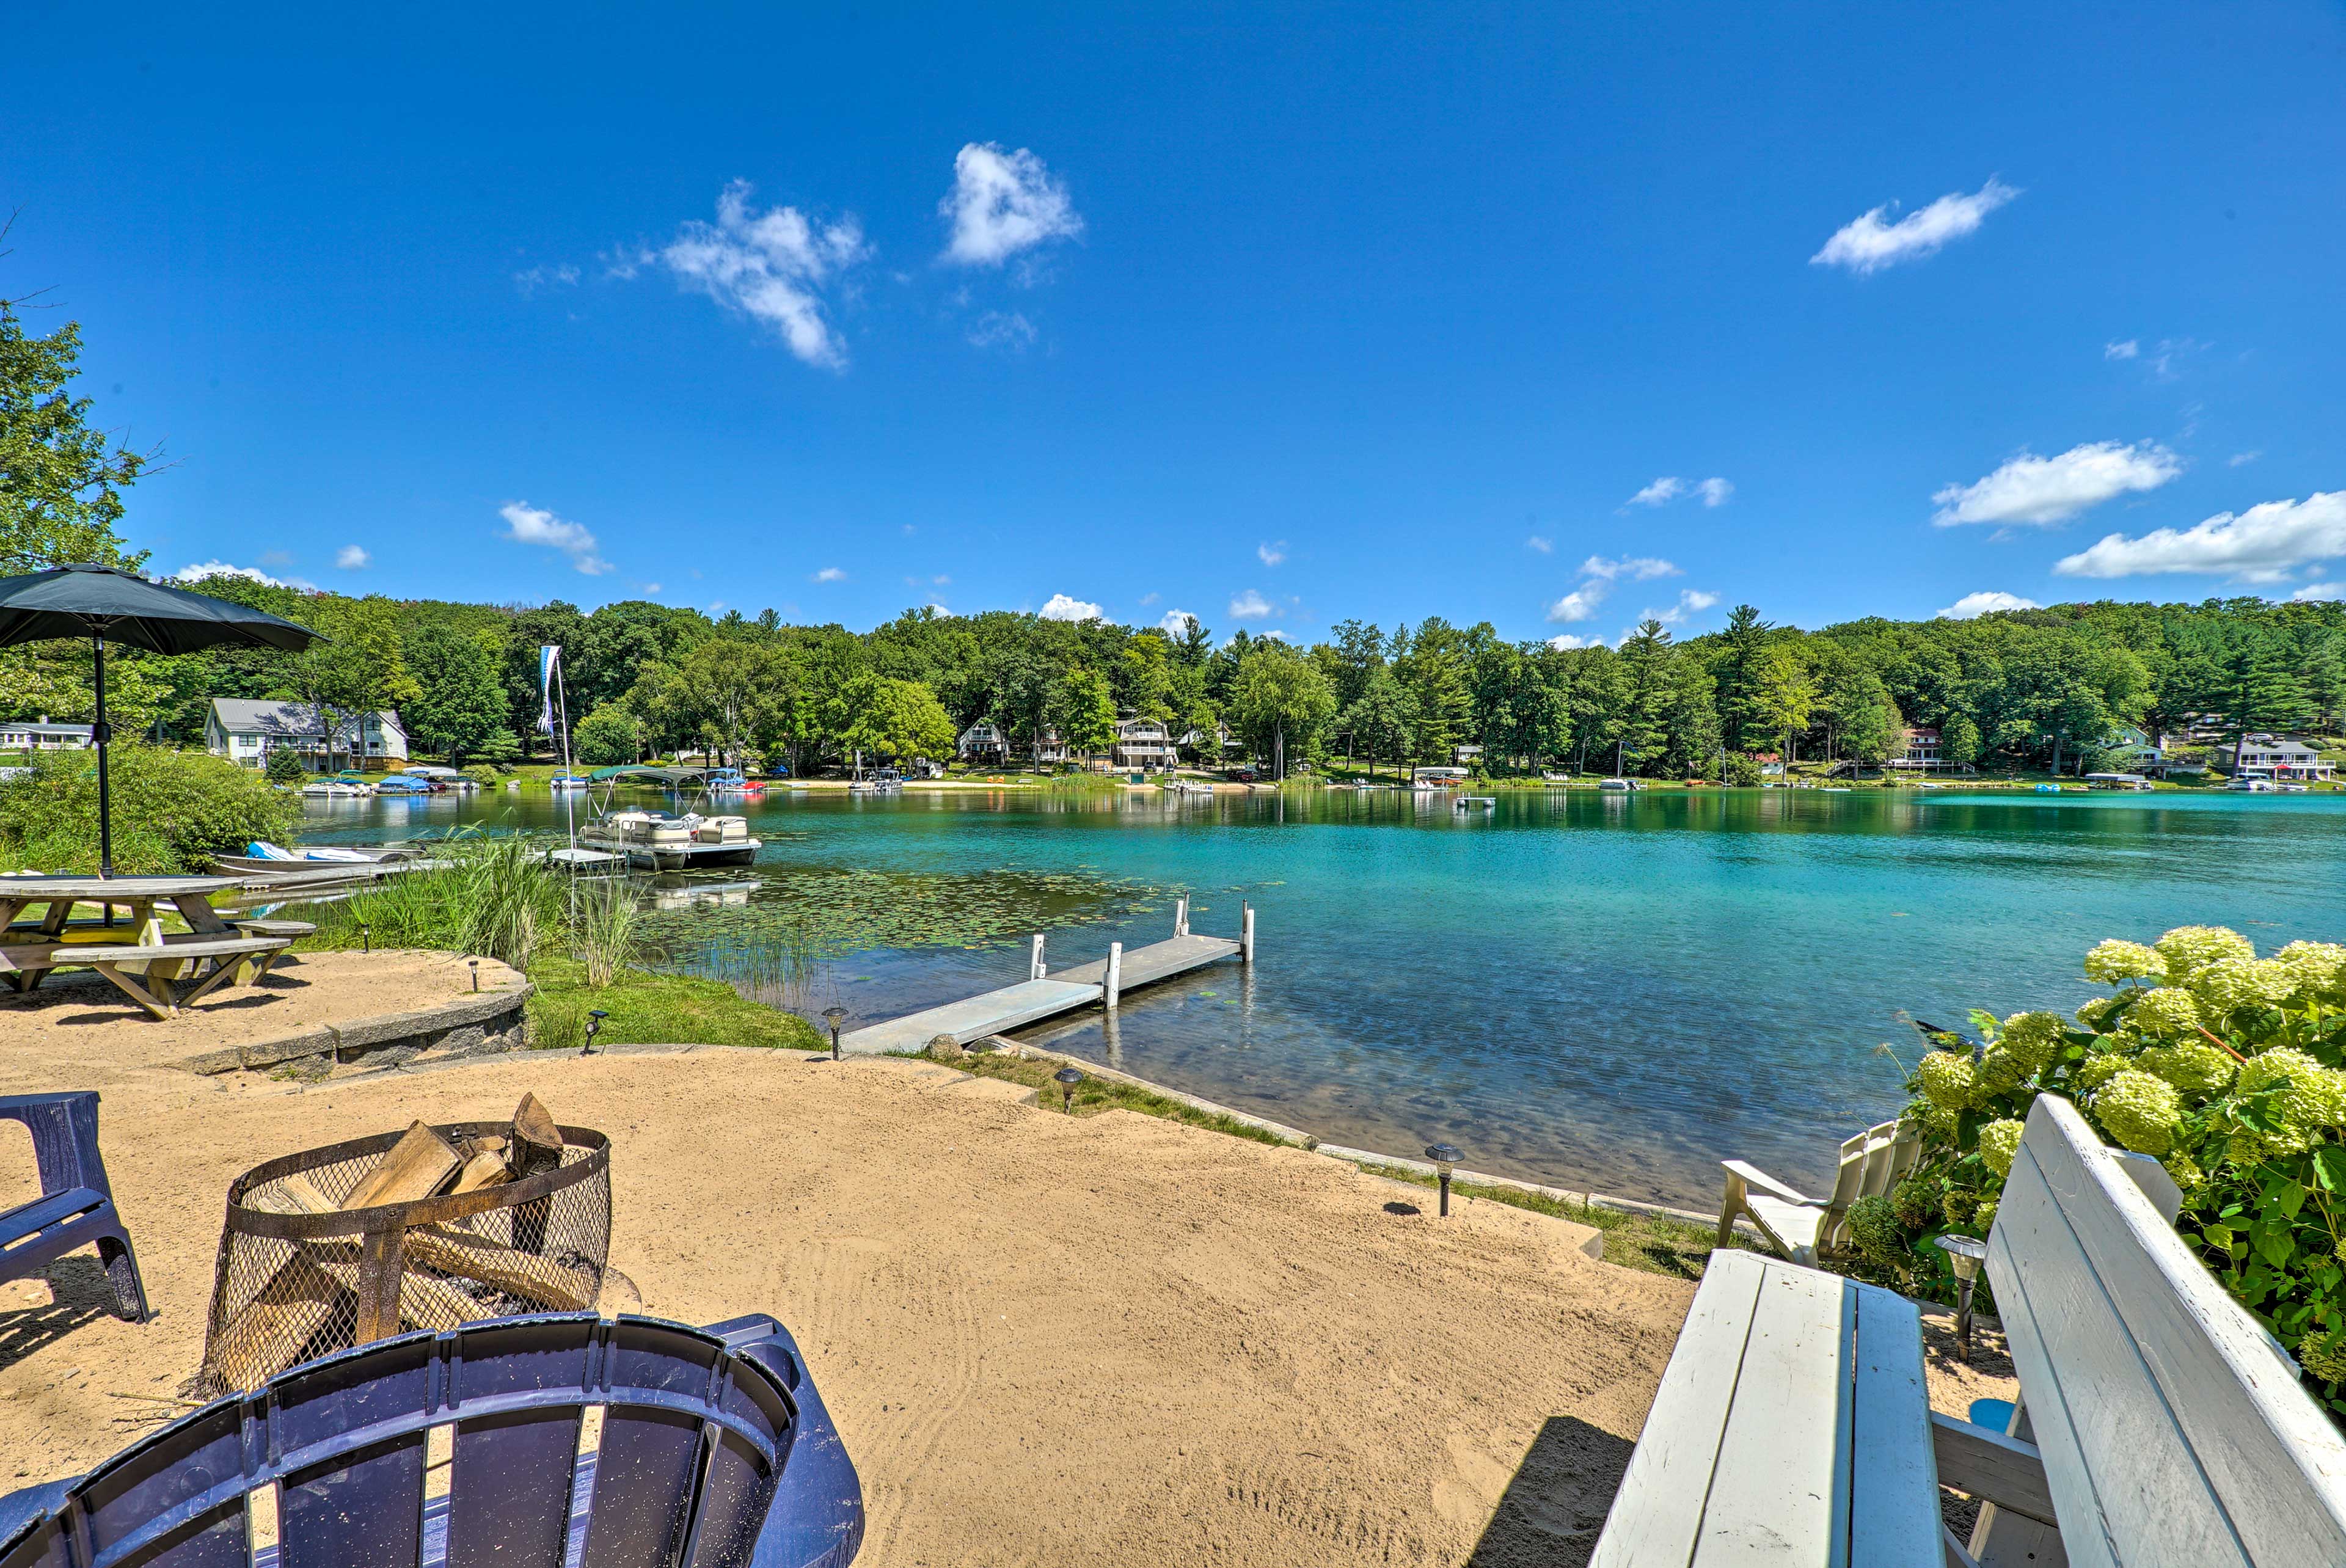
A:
204 698 409 769
2223 732 2336 782
0 717 95 751
1112 717 1176 771
956 719 1008 765
1884 726 1976 773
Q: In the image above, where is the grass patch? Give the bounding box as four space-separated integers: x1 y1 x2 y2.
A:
524 955 825 1051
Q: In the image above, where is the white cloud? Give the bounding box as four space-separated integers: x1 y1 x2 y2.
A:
174 561 313 591
1525 535 1553 553
813 567 846 583
642 180 868 368
1648 588 1722 625
334 545 371 570
2053 491 2346 583
1546 632 1609 649
967 310 1036 351
1158 609 1200 636
1138 591 1160 606
1581 555 1679 582
926 601 952 616
500 501 612 575
515 263 580 296
1937 590 2041 619
1549 556 1679 624
1627 476 1730 509
940 143 1083 267
1931 440 2182 528
2290 582 2342 603
1228 589 1273 620
1257 540 1287 567
1039 593 1103 621
1810 177 2019 275
643 583 662 596
2230 451 2262 467
2105 340 2139 360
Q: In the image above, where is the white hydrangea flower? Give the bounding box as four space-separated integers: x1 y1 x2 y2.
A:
2092 1068 2183 1156
2084 939 2166 985
2190 956 2301 1015
2155 925 2254 980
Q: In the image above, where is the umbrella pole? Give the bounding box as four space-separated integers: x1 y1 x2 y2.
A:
92 633 115 878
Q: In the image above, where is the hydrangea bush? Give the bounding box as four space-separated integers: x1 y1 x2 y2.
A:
1856 925 2346 1415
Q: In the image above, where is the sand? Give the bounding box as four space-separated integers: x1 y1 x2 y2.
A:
0 1021 2013 1566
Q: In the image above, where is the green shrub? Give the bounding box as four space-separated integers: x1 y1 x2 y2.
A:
0 743 298 872
1720 751 1763 787
1879 926 2346 1417
313 831 564 969
264 747 307 785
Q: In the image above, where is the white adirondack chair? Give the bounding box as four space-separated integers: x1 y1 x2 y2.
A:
1716 1118 1920 1266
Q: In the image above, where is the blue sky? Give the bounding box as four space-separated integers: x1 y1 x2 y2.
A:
7 3 2343 644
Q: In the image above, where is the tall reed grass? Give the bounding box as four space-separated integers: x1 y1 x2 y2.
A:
320 831 565 971
570 881 650 988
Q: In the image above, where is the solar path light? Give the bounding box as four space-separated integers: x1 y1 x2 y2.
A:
469 957 480 992
1424 1143 1463 1217
1054 1066 1084 1114
582 1008 607 1057
1935 1234 1990 1363
360 922 371 954
822 1006 847 1061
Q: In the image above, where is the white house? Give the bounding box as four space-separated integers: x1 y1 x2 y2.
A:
956 720 1008 765
205 699 408 768
2223 733 2334 782
0 718 94 751
1111 717 1177 771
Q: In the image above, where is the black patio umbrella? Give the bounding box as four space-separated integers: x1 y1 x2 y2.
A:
0 563 322 877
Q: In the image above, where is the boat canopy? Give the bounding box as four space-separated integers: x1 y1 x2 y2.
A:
586 764 712 784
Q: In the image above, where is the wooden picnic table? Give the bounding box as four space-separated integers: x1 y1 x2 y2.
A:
0 874 241 993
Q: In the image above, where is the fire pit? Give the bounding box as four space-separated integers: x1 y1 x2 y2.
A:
196 1110 611 1395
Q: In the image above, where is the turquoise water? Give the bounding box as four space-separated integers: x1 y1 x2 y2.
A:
302 786 2346 1205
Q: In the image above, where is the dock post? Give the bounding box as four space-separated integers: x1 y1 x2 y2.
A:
1105 942 1122 1008
1175 895 1189 937
1030 933 1047 980
1242 902 1255 964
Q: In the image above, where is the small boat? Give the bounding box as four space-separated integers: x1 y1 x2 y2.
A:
549 772 591 791
849 768 904 794
1598 778 1641 792
2224 778 2276 793
2034 783 2063 794
1454 795 1496 810
2276 782 2310 794
301 779 373 798
1540 771 1572 784
370 774 442 795
704 768 765 794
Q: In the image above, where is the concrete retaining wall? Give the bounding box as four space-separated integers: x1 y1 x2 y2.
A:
174 987 533 1078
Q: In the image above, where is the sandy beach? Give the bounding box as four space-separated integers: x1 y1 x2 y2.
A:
0 971 2011 1566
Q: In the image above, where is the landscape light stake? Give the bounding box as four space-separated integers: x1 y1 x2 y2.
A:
360 922 371 954
1935 1234 1990 1363
469 958 480 993
823 1006 847 1061
582 1009 607 1057
1055 1065 1085 1114
1425 1143 1463 1217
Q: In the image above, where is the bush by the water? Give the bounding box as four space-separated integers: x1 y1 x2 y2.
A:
0 743 298 873
316 831 565 970
1866 926 2346 1415
263 747 307 786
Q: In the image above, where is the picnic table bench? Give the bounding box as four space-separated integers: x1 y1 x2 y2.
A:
0 874 243 988
1595 1093 2346 1566
70 935 293 1019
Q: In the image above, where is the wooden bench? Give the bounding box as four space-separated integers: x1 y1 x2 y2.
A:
1590 1248 1942 1566
70 935 292 1019
1601 1092 2346 1566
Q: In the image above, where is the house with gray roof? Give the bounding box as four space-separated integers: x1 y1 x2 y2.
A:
204 698 407 768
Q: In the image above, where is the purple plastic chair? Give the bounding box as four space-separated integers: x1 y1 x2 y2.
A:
0 1092 148 1323
0 1311 863 1568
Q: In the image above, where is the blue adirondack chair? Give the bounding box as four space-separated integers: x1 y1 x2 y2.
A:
0 1092 148 1323
0 1310 864 1568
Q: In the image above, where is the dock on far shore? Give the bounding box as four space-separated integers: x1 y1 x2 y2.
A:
836 897 1253 1056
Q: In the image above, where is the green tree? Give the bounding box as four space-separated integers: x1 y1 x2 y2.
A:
0 294 150 573
840 674 959 764
1712 604 1773 752
264 746 306 785
574 703 643 765
1394 618 1472 764
1047 667 1118 760
403 624 506 765
1337 664 1419 782
1228 644 1337 778
2212 623 2312 770
1754 642 1818 772
1613 619 1675 776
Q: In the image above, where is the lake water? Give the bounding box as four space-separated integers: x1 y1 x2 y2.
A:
301 785 2346 1206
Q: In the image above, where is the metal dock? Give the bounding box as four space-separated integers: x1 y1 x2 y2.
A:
836 897 1253 1056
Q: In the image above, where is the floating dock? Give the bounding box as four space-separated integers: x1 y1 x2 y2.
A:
836 897 1252 1056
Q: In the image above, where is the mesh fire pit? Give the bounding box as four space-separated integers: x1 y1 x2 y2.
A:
196 1120 611 1396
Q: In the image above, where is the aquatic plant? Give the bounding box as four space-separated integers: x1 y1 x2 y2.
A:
1879 923 2346 1418
570 881 650 988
